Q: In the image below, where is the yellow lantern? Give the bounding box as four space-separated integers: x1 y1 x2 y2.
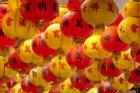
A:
59 79 80 93
44 23 73 52
19 39 44 65
8 0 22 10
11 83 25 93
85 62 107 82
118 17 140 45
81 0 119 25
112 74 134 92
84 35 112 59
2 10 37 40
52 6 69 23
29 66 51 90
49 55 74 79
123 1 140 17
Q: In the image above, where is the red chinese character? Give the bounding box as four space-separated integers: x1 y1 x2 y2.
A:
19 18 26 26
107 2 114 13
92 42 98 50
53 30 60 38
6 17 13 26
131 24 139 33
25 45 31 53
90 2 99 12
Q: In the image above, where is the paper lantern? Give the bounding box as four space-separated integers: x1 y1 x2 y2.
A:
49 55 74 79
20 0 59 23
67 0 85 10
118 17 140 45
44 23 73 52
8 0 22 10
84 35 112 59
59 79 80 93
8 50 31 74
101 26 129 52
66 45 92 69
81 0 119 25
71 73 94 91
123 1 140 17
19 39 44 65
60 11 93 40
32 33 57 57
100 57 122 77
2 10 37 40
85 62 107 82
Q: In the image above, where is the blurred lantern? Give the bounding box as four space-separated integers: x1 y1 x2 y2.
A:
44 23 73 52
66 45 92 69
2 10 37 40
60 11 93 40
20 0 59 23
84 35 112 59
32 33 57 57
81 0 119 25
59 79 80 93
101 26 129 52
100 57 122 77
85 62 107 82
52 5 69 23
71 73 94 91
8 50 31 74
123 1 140 17
131 45 140 63
67 0 85 10
8 0 22 10
19 39 44 65
49 55 74 79
128 66 140 84
118 17 140 45
112 74 134 92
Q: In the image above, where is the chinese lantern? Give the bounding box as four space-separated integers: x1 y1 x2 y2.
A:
44 23 73 52
32 33 57 57
71 73 94 91
8 50 31 74
59 79 80 93
100 57 122 77
20 0 59 23
101 26 129 52
128 66 140 84
123 0 140 17
131 45 140 63
85 62 107 82
49 55 74 79
67 0 85 10
60 11 93 40
118 17 140 45
2 10 37 40
66 45 92 69
84 35 112 59
81 0 119 25
8 0 22 10
19 39 44 65
111 74 134 92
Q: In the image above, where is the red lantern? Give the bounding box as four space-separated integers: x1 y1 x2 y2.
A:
32 34 57 57
109 13 124 26
42 63 58 84
20 0 59 23
100 57 122 77
71 73 93 91
128 66 140 84
67 0 85 10
6 77 17 88
66 45 92 69
131 46 140 63
60 11 93 40
101 26 129 52
8 50 31 74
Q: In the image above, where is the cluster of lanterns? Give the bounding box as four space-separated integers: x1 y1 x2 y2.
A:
0 0 139 93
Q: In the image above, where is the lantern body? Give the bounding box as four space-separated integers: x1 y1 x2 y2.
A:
123 1 140 17
32 34 57 57
84 35 112 59
67 0 85 10
50 55 74 79
44 23 73 51
101 26 129 52
2 10 36 39
118 17 140 44
81 0 119 25
19 39 44 65
20 0 59 23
